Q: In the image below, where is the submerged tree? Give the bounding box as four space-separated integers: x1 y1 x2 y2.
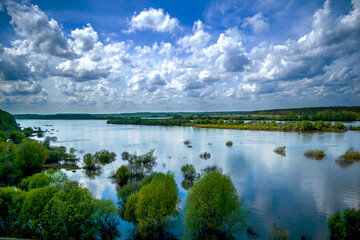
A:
184 170 249 239
123 172 179 238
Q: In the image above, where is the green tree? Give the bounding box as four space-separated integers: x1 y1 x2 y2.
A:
124 172 179 237
328 208 360 240
16 185 59 238
111 165 131 186
39 181 99 239
184 171 248 239
0 130 6 142
93 199 121 240
18 170 68 190
14 139 48 177
94 149 117 164
0 187 24 235
83 153 101 171
181 164 197 181
9 131 25 144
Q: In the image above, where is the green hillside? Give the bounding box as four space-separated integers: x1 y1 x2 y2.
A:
0 109 19 131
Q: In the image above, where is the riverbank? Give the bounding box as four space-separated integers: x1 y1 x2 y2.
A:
107 119 351 132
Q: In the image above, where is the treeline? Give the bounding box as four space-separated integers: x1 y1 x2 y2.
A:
251 107 360 121
188 120 348 131
14 113 121 120
107 118 191 126
108 119 350 132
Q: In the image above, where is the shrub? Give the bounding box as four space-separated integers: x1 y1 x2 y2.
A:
226 141 233 147
121 151 130 160
334 122 346 130
9 131 25 144
14 139 48 177
304 149 326 160
123 172 179 238
83 153 101 171
111 165 131 186
184 171 248 239
0 130 6 142
181 164 197 181
274 146 286 156
336 147 360 166
94 149 117 165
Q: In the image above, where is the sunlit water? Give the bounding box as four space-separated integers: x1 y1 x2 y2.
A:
17 119 360 239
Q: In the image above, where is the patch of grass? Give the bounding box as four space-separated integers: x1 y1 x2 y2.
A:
274 146 286 156
336 147 360 166
304 149 326 160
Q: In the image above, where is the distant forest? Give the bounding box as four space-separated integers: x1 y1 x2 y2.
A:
14 106 360 121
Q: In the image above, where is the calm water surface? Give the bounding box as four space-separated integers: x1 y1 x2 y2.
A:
17 119 360 239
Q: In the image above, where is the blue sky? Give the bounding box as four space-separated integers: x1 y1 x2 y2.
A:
0 0 359 113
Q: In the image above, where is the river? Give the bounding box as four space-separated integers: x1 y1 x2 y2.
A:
17 119 360 239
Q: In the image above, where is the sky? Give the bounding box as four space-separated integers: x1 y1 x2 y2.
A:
0 0 359 114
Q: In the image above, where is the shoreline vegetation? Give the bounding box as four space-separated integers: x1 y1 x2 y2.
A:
107 118 351 132
14 106 360 121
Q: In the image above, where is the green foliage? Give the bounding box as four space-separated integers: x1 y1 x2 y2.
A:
0 109 19 131
9 131 25 144
94 149 117 164
94 199 121 240
267 224 289 240
18 170 68 190
0 160 22 186
181 164 197 181
121 151 130 160
15 185 59 237
334 122 346 130
46 146 66 163
0 130 6 142
336 147 360 166
40 181 120 240
83 153 101 170
184 171 248 239
0 187 24 235
83 149 116 171
14 139 48 177
124 172 179 237
111 165 131 185
328 208 360 240
0 142 22 186
304 149 326 160
274 146 286 156
121 149 158 181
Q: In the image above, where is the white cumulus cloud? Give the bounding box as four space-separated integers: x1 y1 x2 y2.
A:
125 8 180 33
